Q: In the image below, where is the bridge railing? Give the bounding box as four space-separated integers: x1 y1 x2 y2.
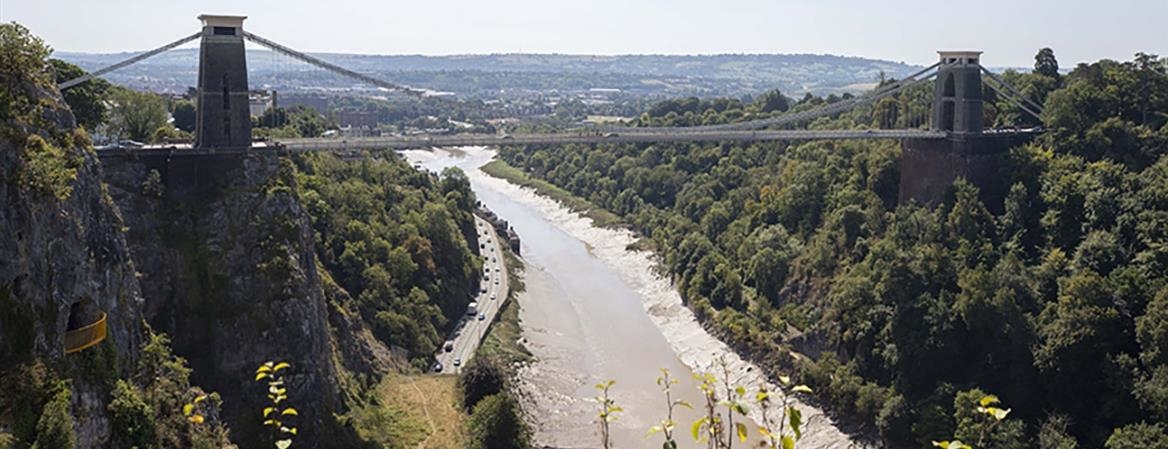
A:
64 312 107 354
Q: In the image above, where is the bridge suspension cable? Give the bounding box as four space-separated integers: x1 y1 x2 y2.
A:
58 32 202 90
982 77 1044 122
611 62 944 133
979 66 1045 114
241 31 426 96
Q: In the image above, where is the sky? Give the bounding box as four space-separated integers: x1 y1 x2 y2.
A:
2 0 1165 67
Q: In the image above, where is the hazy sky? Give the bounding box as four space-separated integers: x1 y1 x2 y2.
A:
2 0 1165 67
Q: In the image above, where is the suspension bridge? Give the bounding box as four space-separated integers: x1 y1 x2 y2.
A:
63 14 1044 205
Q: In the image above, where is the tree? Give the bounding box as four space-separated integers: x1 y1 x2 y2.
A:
1035 48 1060 79
49 59 110 130
459 356 505 412
172 100 196 132
753 89 790 113
1104 422 1168 449
467 394 530 449
1137 288 1168 366
108 87 168 142
31 387 75 449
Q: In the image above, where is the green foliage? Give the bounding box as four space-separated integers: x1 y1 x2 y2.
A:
951 391 1024 449
253 105 335 138
171 100 196 132
1104 422 1168 449
294 152 481 365
1034 48 1060 79
459 356 505 412
50 59 110 130
108 379 156 449
467 393 530 449
30 387 74 449
1038 415 1080 449
0 22 52 123
108 87 169 142
18 133 77 200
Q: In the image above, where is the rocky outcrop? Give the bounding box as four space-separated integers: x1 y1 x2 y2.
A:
102 153 394 448
0 68 145 447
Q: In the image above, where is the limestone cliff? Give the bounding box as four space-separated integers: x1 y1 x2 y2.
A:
0 55 145 446
101 153 394 448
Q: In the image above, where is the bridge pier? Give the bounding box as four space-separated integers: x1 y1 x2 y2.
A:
898 51 1031 210
194 15 252 150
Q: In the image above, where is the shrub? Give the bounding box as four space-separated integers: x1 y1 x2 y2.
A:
467 393 530 449
108 379 155 449
31 387 74 449
459 356 505 412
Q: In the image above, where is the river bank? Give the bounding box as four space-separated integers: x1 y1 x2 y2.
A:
404 147 856 449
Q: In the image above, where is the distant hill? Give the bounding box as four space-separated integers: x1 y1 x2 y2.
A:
56 48 922 98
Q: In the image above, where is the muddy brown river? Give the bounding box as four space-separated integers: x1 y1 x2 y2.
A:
404 147 855 449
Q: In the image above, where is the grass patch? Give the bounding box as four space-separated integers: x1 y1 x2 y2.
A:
349 374 467 449
478 241 532 366
480 159 623 228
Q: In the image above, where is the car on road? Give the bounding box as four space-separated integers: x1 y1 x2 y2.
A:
494 279 499 285
490 293 496 300
444 341 454 352
478 313 486 321
432 361 443 372
454 358 461 367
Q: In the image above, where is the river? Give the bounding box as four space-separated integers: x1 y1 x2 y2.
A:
403 147 855 449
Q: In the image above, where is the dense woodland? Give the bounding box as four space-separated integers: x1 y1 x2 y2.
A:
292 152 483 368
498 50 1168 448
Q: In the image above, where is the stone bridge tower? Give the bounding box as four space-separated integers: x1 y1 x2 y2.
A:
194 15 252 150
899 51 1029 211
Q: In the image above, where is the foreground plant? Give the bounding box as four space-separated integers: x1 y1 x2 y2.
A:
595 380 622 449
932 395 1012 449
755 375 813 449
647 368 692 449
256 361 299 449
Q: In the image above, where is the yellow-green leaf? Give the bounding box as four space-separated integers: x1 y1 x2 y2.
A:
275 439 292 449
735 422 748 442
264 419 279 426
194 394 207 404
932 441 950 449
183 403 194 416
187 414 204 424
674 400 692 409
778 375 791 385
979 395 1000 407
758 426 773 439
756 391 770 402
264 407 277 417
647 425 663 436
691 417 708 441
781 435 795 449
735 386 746 397
789 406 803 440
980 407 1011 421
281 408 299 416
273 362 292 372
256 372 269 381
792 385 813 394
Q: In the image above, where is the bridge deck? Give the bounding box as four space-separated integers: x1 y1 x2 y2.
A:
276 129 947 151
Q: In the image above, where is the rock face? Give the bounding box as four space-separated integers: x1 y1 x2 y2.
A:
0 71 143 447
102 153 393 448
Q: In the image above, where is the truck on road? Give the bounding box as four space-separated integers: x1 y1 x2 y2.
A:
467 302 478 316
